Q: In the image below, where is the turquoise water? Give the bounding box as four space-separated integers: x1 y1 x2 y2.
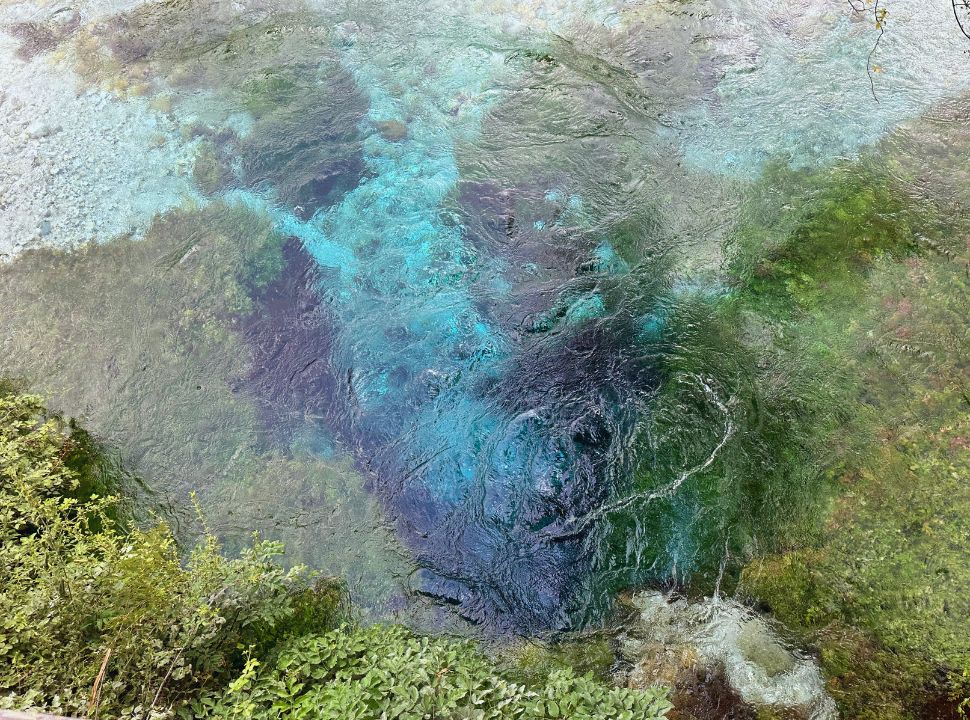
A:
3 0 969 630
236 0 656 628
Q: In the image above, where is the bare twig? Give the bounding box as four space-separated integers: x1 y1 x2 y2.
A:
87 648 112 720
954 0 970 40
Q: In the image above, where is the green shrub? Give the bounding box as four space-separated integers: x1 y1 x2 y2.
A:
0 392 345 719
194 624 671 720
0 391 672 720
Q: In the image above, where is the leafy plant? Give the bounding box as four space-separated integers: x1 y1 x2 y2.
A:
0 389 672 720
195 624 671 720
0 390 345 719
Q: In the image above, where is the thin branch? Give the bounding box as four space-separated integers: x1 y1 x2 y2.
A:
954 0 970 40
867 0 887 103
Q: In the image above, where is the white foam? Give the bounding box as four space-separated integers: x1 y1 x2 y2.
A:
629 591 838 720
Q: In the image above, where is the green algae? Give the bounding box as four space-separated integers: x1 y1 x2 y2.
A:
587 287 841 605
737 623 794 679
729 159 924 318
192 140 228 196
504 636 617 687
738 259 970 717
569 139 970 717
235 60 365 214
72 0 336 103
723 154 970 717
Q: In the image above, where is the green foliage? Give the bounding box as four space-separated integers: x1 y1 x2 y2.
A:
195 624 671 720
0 391 345 719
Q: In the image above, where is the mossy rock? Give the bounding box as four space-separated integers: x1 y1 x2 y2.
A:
192 140 228 195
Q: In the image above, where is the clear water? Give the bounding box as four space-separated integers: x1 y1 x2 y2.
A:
1 0 968 635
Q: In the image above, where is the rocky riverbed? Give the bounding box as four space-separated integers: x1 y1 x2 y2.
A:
0 1 196 259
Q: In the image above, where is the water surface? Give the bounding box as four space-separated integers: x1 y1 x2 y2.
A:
1 0 968 634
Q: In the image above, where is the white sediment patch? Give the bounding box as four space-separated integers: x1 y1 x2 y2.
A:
0 0 197 261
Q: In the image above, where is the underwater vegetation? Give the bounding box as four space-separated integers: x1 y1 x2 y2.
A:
65 0 369 217
232 62 366 218
724 152 970 717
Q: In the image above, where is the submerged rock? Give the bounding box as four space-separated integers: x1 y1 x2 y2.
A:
7 12 81 60
375 119 408 142
619 591 836 720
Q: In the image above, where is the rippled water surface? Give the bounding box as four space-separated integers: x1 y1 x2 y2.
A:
2 0 969 635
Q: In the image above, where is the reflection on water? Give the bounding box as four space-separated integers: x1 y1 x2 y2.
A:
1 0 968 634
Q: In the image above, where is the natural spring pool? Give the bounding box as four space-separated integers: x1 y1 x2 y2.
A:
2 0 970 715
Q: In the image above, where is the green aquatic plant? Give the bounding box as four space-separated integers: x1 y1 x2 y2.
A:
738 261 970 717
0 201 283 478
726 157 970 718
193 140 229 196
240 69 305 119
503 636 617 687
235 59 366 215
64 0 368 212
586 286 844 604
72 0 335 100
728 158 933 318
579 152 968 716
